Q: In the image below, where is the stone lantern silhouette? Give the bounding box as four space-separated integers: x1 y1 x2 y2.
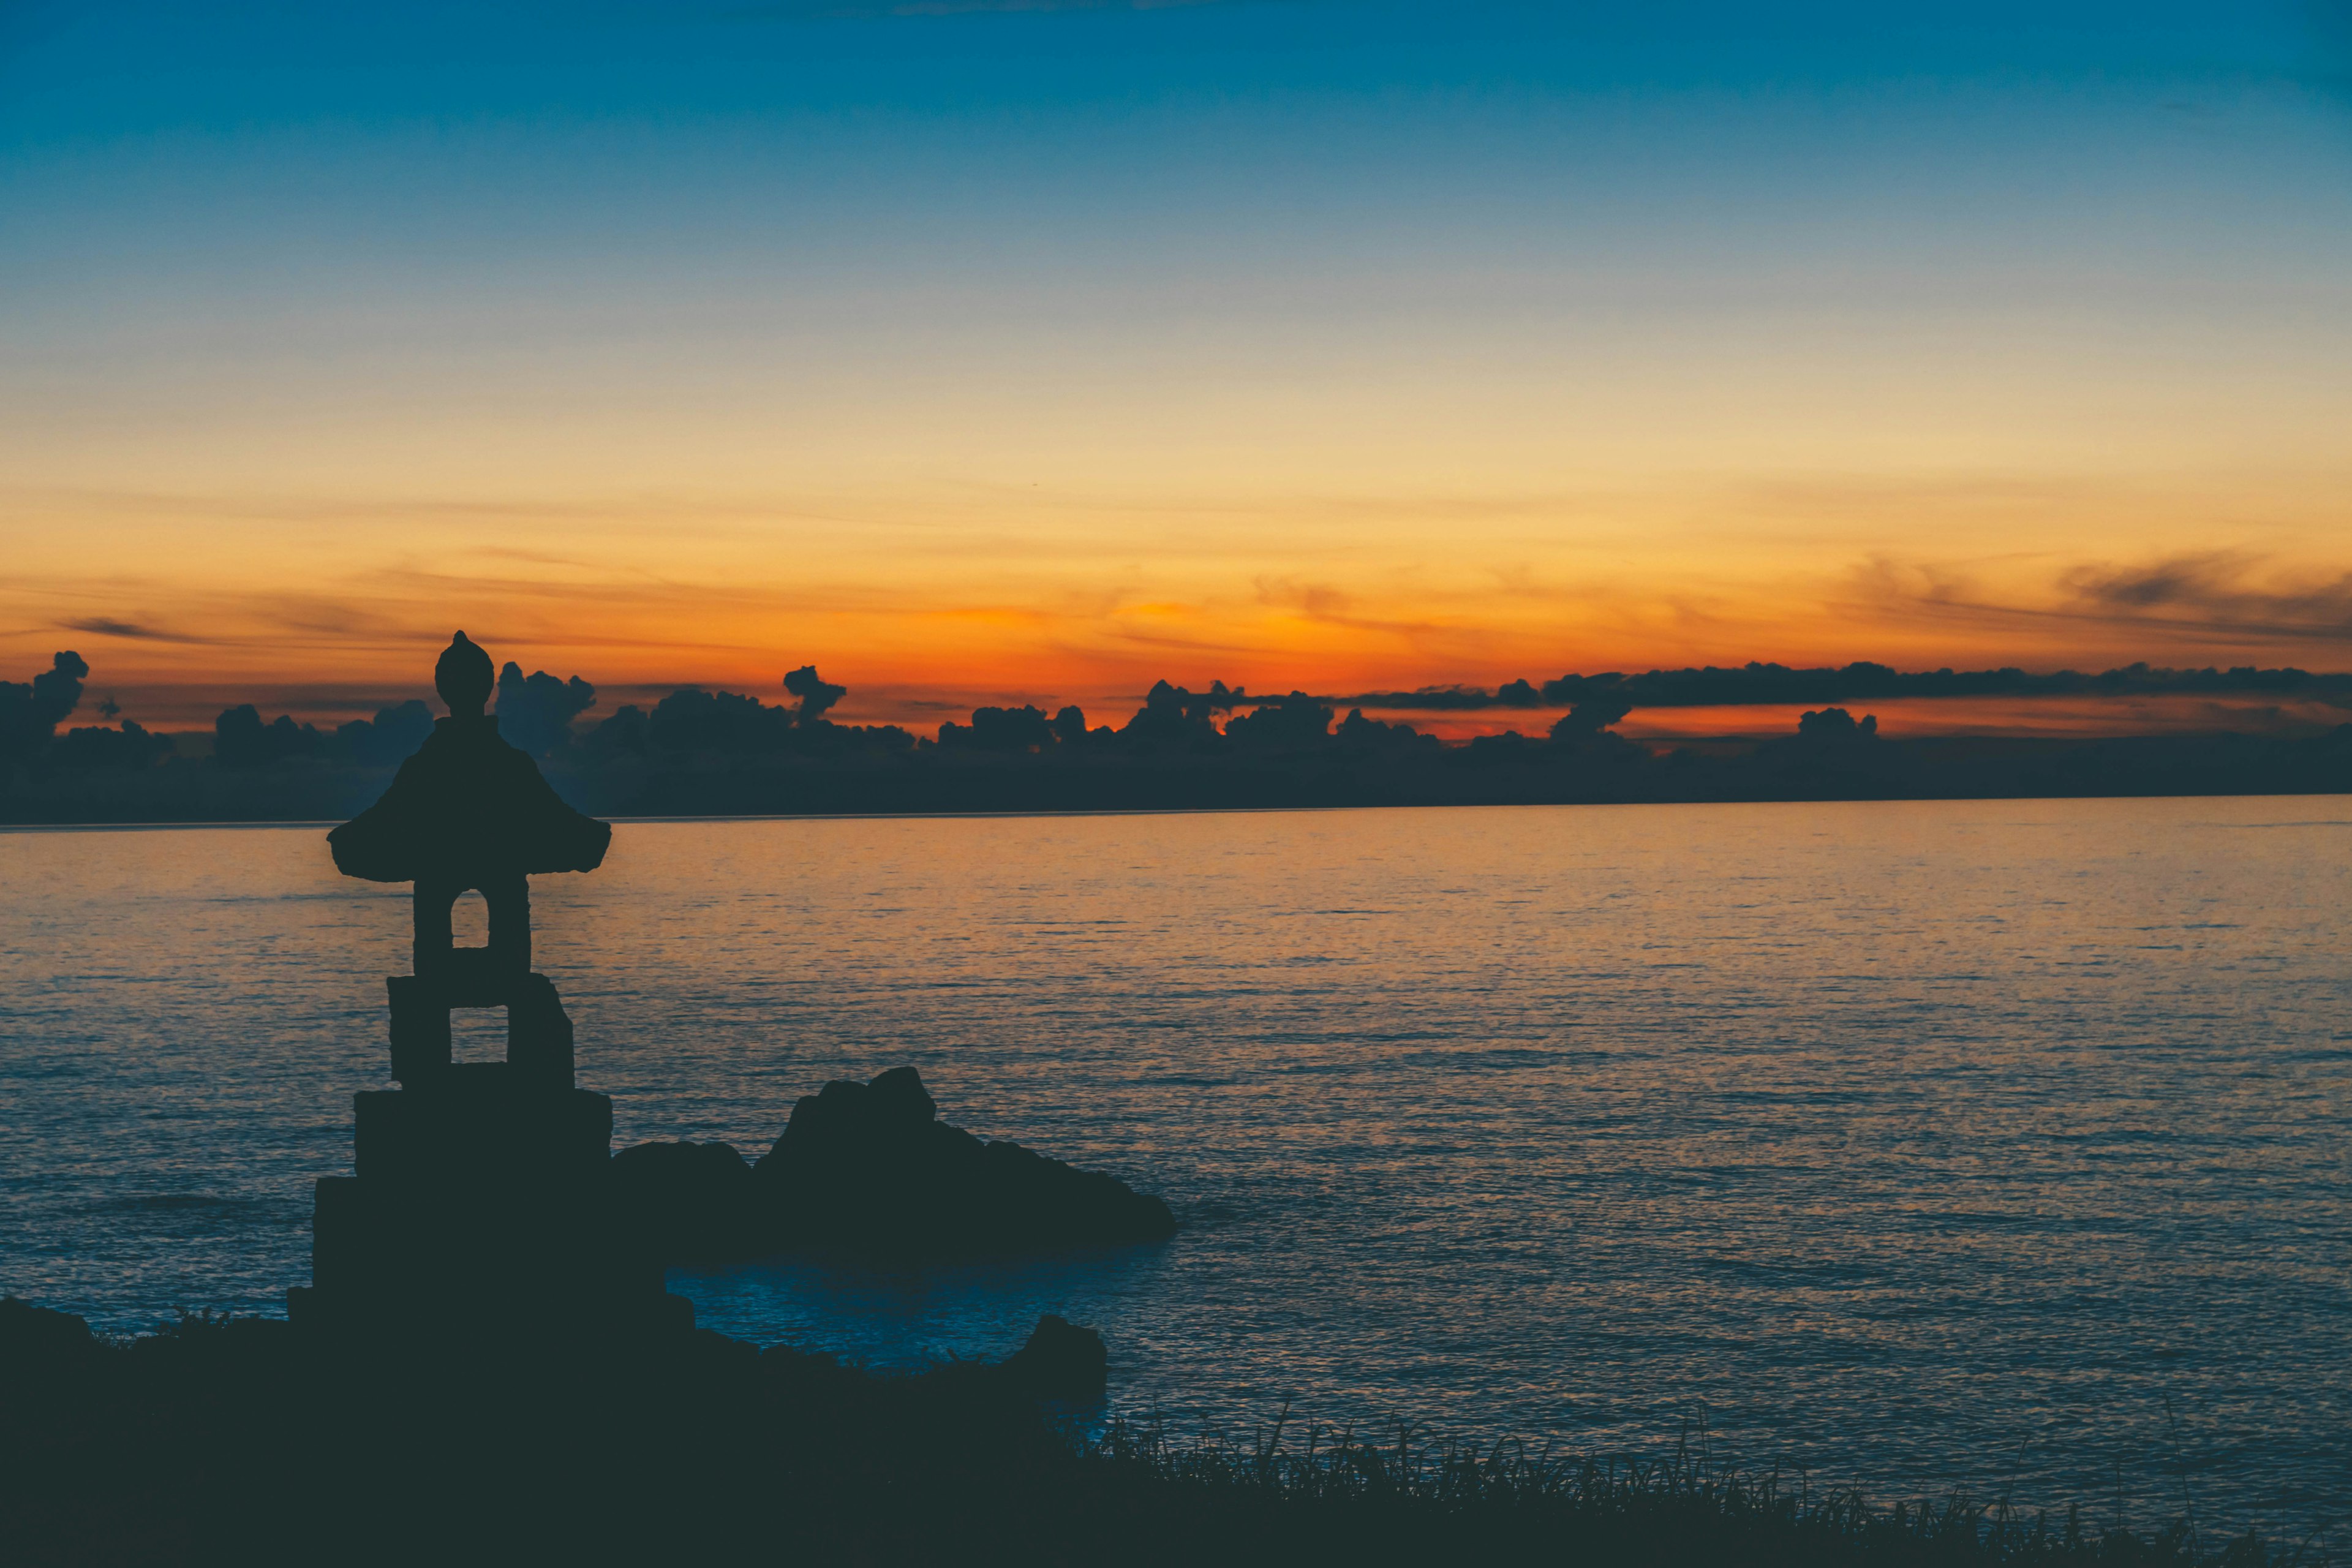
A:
328 630 609 1086
292 632 682 1334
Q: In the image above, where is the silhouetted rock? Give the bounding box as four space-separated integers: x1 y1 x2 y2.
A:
611 1068 1178 1263
1000 1313 1109 1403
611 1140 756 1262
750 1066 1178 1256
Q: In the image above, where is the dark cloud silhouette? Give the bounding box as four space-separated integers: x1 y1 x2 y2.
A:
1458 728 1551 767
937 705 1057 752
1548 696 1633 741
0 652 89 761
208 698 433 770
1797 707 1879 742
53 720 172 770
1316 684 1498 711
1118 680 1242 747
337 700 435 769
211 691 486 780
628 671 912 760
13 657 2352 821
1312 660 2352 714
214 704 328 767
643 688 793 755
13 632 2352 827
783 666 846 725
1222 693 1333 751
1333 707 1439 756
582 703 650 761
497 663 598 758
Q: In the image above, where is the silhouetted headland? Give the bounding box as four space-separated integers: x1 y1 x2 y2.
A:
7 649 2351 823
612 1066 1178 1265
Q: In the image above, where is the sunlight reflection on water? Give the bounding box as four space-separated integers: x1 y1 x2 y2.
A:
2 799 2348 1534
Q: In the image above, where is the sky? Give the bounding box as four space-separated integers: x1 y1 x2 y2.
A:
3 0 2349 733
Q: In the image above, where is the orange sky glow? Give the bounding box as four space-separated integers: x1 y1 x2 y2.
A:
6 7 2348 741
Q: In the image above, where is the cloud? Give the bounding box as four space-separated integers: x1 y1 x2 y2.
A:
57 617 218 644
1254 576 1353 619
1252 576 1446 641
1311 660 2352 713
2067 555 2240 609
1854 552 2352 650
2059 554 2352 637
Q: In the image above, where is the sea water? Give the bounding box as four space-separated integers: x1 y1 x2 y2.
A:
2 799 2346 1536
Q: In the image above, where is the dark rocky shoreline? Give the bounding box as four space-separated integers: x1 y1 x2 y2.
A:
0 1294 2277 1568
0 1293 1110 1564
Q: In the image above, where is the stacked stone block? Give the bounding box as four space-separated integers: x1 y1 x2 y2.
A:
289 876 687 1337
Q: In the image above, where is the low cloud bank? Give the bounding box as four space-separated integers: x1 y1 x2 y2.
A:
1317 662 2352 714
7 649 2352 824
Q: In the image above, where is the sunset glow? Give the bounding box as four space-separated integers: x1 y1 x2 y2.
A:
5 1 2348 734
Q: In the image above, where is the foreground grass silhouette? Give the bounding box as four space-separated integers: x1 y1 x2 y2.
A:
0 1299 2298 1568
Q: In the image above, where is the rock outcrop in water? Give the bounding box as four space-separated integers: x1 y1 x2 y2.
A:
612 1067 1178 1263
999 1313 1112 1403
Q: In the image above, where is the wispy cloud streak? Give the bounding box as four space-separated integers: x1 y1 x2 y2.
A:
1853 552 2352 649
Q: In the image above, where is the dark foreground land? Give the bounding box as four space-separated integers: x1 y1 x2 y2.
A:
1 1298 2293 1568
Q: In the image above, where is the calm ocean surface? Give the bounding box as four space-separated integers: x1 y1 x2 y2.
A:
3 801 2347 1535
